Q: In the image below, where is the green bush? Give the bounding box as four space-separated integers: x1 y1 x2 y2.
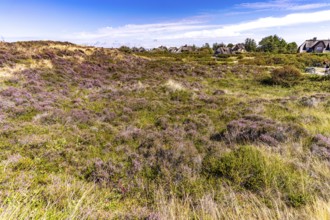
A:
203 146 268 191
216 54 230 59
118 46 132 53
264 66 302 87
202 146 313 207
169 90 192 102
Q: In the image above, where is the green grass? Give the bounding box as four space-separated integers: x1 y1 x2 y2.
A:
203 146 313 207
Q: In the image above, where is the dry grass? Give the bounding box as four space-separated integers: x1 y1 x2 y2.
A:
154 189 330 220
165 79 186 91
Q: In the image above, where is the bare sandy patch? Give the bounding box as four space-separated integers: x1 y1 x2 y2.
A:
0 64 26 81
165 79 186 91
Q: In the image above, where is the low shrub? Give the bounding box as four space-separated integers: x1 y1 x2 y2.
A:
84 158 124 188
216 54 230 59
169 90 192 102
213 115 306 146
264 66 302 87
118 46 132 53
310 134 330 160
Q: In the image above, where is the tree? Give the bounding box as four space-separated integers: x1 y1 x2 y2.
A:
244 38 257 52
203 43 211 49
278 38 287 53
286 42 298 54
118 46 132 53
212 43 219 51
227 43 234 48
212 42 226 51
200 43 213 54
258 35 287 53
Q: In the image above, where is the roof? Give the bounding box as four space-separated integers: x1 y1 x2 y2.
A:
232 43 245 51
215 47 232 54
299 39 330 52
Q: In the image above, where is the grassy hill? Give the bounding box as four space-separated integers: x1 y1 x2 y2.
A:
1 41 330 219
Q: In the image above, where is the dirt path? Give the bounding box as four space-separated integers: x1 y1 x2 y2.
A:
306 67 329 76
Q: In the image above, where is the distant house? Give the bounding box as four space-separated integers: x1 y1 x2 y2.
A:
168 47 178 53
214 47 232 55
298 38 330 53
231 43 246 53
157 46 168 52
151 46 168 52
132 47 146 53
177 45 195 53
214 44 246 56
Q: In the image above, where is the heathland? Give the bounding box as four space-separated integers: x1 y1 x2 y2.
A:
1 41 330 219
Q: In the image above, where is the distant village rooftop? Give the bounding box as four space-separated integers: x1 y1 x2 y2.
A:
298 38 330 53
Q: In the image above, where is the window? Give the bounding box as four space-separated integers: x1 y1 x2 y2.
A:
316 46 323 52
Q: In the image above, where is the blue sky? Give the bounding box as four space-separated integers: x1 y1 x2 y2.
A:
0 0 330 48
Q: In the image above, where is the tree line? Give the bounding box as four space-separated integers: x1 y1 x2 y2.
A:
210 35 298 54
119 35 299 54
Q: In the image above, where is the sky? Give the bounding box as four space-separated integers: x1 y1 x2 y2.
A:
0 0 330 48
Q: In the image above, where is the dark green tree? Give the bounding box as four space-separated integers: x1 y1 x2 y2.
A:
286 42 298 54
200 43 213 54
244 38 257 52
212 42 226 51
203 43 211 49
258 35 287 53
118 46 132 53
227 43 234 48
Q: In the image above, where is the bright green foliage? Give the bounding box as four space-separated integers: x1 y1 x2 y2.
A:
244 38 257 52
203 146 313 207
287 42 298 53
258 35 295 53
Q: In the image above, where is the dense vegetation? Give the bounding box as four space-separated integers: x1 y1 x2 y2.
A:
257 35 298 53
126 35 298 54
1 41 330 219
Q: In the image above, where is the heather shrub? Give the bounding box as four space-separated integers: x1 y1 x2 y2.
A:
39 109 66 125
115 126 143 144
202 146 313 207
69 109 93 124
215 115 306 146
310 134 330 160
265 66 302 87
183 114 214 135
84 158 124 188
137 128 200 180
155 115 170 130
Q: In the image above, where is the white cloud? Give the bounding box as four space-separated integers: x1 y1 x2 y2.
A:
290 3 330 10
171 10 330 39
239 0 330 11
69 9 330 48
240 0 290 9
77 21 219 39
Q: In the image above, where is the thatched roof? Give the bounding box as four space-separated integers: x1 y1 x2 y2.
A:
298 38 330 53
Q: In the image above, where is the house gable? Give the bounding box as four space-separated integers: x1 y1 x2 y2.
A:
298 39 330 53
313 41 325 53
